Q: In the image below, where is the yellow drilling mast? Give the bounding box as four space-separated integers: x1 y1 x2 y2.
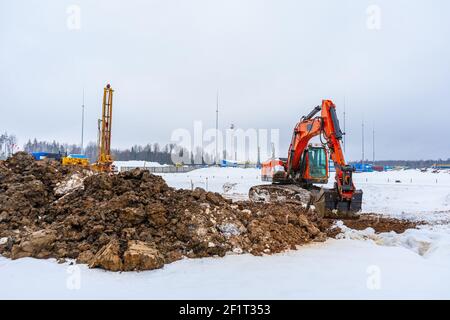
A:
92 84 114 172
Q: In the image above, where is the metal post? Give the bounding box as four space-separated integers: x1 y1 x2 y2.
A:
216 90 219 164
372 124 375 164
230 123 235 161
362 119 365 167
81 88 85 152
343 96 346 153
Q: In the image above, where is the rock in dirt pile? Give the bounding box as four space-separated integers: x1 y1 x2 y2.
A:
0 152 328 271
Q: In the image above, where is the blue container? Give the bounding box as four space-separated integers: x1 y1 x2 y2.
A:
352 163 374 172
31 152 49 160
220 159 238 167
31 152 63 161
67 154 88 159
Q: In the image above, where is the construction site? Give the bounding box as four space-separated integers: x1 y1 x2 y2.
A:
1 82 449 299
1 1 450 302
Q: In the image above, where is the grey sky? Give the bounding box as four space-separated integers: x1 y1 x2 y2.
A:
1 0 449 160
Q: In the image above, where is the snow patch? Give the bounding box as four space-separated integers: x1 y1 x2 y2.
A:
222 182 237 193
54 172 92 196
232 247 243 254
218 223 241 238
336 221 450 258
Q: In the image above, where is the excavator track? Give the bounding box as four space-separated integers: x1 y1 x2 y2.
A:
249 184 362 219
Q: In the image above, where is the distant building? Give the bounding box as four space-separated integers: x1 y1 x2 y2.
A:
372 165 385 172
220 159 258 168
352 163 374 173
220 159 238 167
433 164 450 169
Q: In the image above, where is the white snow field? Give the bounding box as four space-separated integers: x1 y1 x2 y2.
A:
1 167 450 299
113 160 169 171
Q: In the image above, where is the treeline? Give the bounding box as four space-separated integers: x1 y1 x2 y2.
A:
19 138 450 168
350 159 450 169
112 143 175 164
23 139 178 164
22 139 215 165
24 139 82 155
375 160 450 168
111 144 215 165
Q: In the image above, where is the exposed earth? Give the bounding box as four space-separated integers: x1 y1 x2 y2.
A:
0 152 419 272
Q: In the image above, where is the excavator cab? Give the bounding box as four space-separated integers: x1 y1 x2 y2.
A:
308 146 328 178
302 145 328 184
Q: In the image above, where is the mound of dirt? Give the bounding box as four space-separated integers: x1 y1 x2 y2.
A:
339 214 421 234
322 214 421 238
0 152 328 272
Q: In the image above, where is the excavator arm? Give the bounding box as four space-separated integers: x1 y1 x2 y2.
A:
320 100 357 201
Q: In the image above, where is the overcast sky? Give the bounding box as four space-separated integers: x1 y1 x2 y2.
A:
1 0 449 160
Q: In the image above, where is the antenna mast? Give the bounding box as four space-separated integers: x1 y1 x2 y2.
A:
362 118 365 166
81 88 85 152
216 89 219 164
343 96 346 153
372 124 375 164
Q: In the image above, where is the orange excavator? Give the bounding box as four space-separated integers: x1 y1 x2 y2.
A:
250 99 363 219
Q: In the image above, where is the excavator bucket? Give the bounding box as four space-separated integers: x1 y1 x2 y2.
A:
312 188 363 219
249 184 313 205
249 184 362 219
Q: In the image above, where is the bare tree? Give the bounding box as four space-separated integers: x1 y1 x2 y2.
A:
0 132 18 159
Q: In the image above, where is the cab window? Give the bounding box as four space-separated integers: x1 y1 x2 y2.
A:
308 148 327 178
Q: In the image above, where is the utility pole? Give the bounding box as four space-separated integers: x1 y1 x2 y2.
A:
362 118 365 166
230 123 237 161
81 88 85 153
230 123 235 161
216 89 219 165
256 129 261 166
372 124 375 164
343 96 346 153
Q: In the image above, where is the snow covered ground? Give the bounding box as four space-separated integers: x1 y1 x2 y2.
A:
2 239 449 299
2 167 450 299
113 160 169 171
159 167 450 222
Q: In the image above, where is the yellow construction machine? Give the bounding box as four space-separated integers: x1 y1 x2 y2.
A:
30 84 116 171
61 154 90 167
92 84 115 172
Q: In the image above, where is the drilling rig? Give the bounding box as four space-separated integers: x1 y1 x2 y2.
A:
92 84 114 172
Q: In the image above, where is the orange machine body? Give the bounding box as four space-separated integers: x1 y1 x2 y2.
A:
263 99 356 201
